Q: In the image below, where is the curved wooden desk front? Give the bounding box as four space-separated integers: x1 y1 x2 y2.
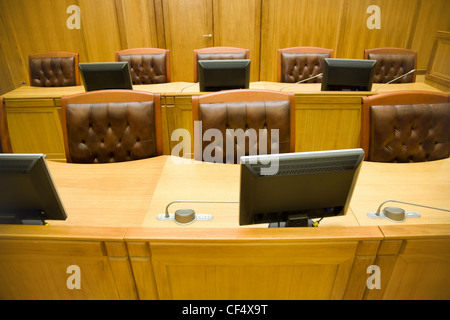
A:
0 156 449 300
2 81 442 161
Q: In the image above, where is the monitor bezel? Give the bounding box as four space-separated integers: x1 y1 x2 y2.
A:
198 59 251 92
239 148 365 227
78 62 133 92
0 153 67 225
321 58 377 91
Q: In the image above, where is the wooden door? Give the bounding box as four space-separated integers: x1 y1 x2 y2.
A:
212 0 261 82
162 0 213 82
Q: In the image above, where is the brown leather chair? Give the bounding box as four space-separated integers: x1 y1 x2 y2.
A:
29 52 80 87
361 90 450 162
277 47 334 83
115 48 171 85
0 97 13 153
192 89 295 164
364 47 417 83
61 90 163 163
193 47 250 82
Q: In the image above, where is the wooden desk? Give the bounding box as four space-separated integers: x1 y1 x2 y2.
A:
2 82 442 161
1 156 449 299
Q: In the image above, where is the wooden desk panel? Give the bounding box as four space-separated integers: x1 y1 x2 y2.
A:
47 156 166 227
124 226 382 300
0 156 449 299
0 225 136 300
351 159 450 226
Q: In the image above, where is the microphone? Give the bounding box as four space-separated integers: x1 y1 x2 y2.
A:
0 81 26 95
157 199 238 225
374 69 416 92
280 73 323 91
367 199 450 222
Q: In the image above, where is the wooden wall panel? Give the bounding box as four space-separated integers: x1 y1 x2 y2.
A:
260 0 345 82
0 0 449 92
411 0 450 69
0 0 87 87
162 0 213 82
115 0 160 49
0 14 24 92
338 0 420 59
78 0 122 62
212 0 261 82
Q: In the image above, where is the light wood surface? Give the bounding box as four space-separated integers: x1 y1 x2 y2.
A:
41 155 450 229
141 156 361 228
351 159 450 226
48 156 166 227
0 155 449 300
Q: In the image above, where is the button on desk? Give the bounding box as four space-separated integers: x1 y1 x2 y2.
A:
0 156 449 299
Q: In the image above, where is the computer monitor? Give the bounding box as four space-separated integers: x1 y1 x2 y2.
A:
239 148 365 227
321 58 377 91
0 154 67 225
198 59 250 92
79 62 133 91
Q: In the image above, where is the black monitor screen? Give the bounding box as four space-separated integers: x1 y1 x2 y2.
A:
321 58 376 91
79 62 133 91
198 59 250 92
239 148 365 227
0 154 67 225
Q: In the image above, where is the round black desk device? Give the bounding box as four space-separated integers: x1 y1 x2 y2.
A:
157 200 237 225
367 199 450 223
382 207 405 222
174 208 196 224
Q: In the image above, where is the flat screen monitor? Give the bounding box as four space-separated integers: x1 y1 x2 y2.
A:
79 62 133 91
239 148 365 227
0 154 67 225
321 58 377 91
198 59 250 92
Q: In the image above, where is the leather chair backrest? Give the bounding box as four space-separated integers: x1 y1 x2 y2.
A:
29 52 79 87
116 48 170 84
361 90 450 162
280 53 330 83
365 48 417 83
369 102 450 162
61 90 162 163
277 47 334 83
193 90 295 164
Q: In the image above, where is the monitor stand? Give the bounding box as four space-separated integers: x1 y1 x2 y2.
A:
0 210 46 225
268 213 314 228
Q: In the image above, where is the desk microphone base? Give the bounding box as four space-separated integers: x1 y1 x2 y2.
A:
157 213 213 225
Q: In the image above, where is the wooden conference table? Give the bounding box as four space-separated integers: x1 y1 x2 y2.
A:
0 155 449 300
1 81 442 162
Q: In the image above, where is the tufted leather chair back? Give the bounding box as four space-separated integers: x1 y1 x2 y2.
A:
116 48 171 85
0 97 13 153
192 90 295 164
278 47 334 83
364 47 417 83
61 90 162 163
361 90 450 162
193 47 250 82
29 52 80 87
